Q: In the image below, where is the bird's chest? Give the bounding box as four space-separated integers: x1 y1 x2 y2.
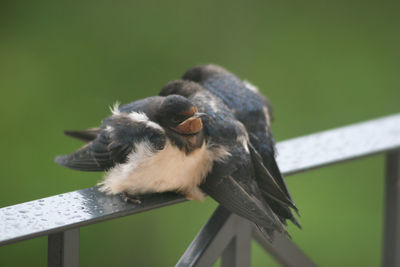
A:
102 141 213 195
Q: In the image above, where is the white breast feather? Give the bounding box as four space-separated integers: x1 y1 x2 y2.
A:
98 140 230 201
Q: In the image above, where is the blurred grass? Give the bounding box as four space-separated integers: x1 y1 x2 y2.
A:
0 0 398 266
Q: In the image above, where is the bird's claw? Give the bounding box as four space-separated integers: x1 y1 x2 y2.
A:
122 192 142 204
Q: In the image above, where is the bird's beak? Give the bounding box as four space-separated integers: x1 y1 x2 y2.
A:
173 113 206 134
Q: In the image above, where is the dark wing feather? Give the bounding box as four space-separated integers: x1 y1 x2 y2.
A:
64 128 100 142
55 115 166 172
201 145 287 236
55 143 104 171
55 131 133 171
248 142 297 211
248 142 301 227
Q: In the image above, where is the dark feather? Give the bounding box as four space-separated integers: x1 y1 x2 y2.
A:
55 114 166 172
248 142 297 211
118 96 164 120
64 128 100 142
54 144 105 171
201 149 287 236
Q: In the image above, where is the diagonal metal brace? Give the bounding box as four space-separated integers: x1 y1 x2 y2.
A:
177 205 316 267
176 205 252 267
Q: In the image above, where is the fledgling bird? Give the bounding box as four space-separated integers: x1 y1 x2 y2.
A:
55 95 225 201
160 64 300 228
158 80 296 236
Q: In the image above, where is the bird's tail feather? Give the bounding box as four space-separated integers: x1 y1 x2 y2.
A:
63 128 100 142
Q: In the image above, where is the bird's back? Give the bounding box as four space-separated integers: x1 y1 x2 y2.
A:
182 65 276 158
182 65 299 227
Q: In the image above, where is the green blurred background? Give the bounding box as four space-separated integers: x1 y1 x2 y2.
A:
0 0 398 266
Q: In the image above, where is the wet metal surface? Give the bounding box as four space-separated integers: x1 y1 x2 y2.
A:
276 114 400 175
0 188 184 246
1 113 400 246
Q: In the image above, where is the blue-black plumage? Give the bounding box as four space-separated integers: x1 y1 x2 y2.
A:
159 80 293 235
161 64 300 228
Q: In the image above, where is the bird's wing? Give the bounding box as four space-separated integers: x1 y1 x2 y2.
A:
55 130 134 171
200 141 287 236
248 141 301 227
55 117 166 172
63 128 100 142
248 142 297 211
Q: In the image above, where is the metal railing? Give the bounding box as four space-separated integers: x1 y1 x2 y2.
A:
1 113 400 267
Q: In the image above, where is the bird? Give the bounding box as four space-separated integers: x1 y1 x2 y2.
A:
160 64 300 228
55 94 220 201
158 80 297 236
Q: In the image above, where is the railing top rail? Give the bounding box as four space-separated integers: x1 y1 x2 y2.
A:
277 113 400 175
1 113 400 246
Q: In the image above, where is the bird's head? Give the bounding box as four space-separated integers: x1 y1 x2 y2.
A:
156 95 206 135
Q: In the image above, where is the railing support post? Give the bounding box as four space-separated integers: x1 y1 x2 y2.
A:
176 206 252 267
221 216 252 267
48 228 80 267
383 150 400 267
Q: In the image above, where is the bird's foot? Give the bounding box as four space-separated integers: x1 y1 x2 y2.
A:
122 192 142 204
184 187 205 202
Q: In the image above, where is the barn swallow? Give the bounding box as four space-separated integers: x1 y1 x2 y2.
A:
159 80 297 236
160 65 300 228
55 95 215 201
